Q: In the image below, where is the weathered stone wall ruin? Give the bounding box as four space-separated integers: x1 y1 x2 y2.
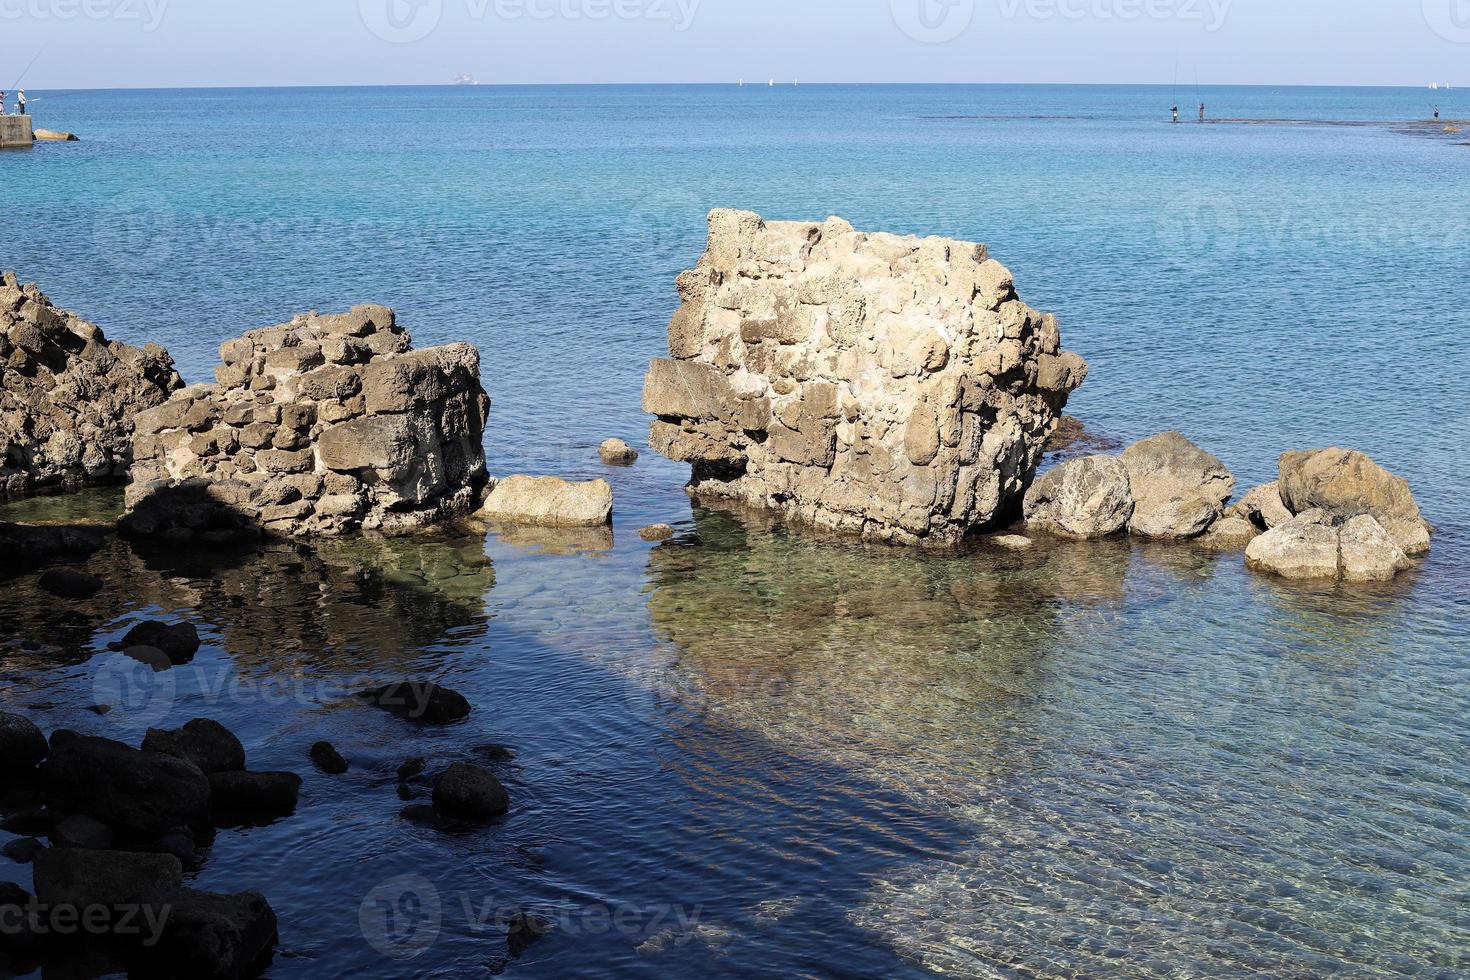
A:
642 210 1088 546
122 305 489 540
1 272 183 497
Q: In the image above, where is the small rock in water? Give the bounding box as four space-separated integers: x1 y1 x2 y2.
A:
639 524 675 542
309 741 349 775
37 568 104 600
397 758 427 781
989 534 1034 551
397 783 415 801
51 814 115 850
109 620 201 664
88 704 112 716
143 719 247 774
0 711 49 776
506 911 551 957
1195 516 1259 550
432 763 510 822
473 744 517 763
599 438 639 465
360 681 471 725
208 771 302 822
1 837 43 864
477 475 614 528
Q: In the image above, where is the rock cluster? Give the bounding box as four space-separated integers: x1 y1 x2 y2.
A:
1023 435 1430 583
642 210 1088 546
1024 431 1235 541
0 272 183 497
121 305 490 541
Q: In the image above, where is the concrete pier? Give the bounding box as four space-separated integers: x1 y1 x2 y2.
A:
0 115 34 149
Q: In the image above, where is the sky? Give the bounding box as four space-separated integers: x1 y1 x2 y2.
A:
1 0 1467 90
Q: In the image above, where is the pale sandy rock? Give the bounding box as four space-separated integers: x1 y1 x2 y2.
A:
1278 448 1431 556
988 534 1035 551
1228 482 1292 530
0 273 183 498
600 438 639 465
1245 511 1341 580
643 210 1088 546
1120 431 1235 540
478 475 612 528
1338 514 1412 583
122 305 488 539
1023 455 1134 540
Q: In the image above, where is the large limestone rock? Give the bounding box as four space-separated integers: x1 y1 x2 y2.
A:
121 306 490 540
1245 510 1411 583
1119 431 1235 540
477 475 613 528
1023 455 1134 539
0 272 183 497
641 210 1088 546
1278 448 1431 556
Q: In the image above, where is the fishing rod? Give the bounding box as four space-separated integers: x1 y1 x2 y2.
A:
10 46 47 91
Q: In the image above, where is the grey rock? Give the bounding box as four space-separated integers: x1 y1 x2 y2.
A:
1338 514 1412 583
1278 448 1431 556
599 438 639 465
1245 512 1342 580
1120 431 1235 540
1023 456 1134 539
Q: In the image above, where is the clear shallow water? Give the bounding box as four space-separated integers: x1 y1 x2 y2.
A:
2 85 1468 977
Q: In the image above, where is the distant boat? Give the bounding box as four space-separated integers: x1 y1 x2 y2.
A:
453 73 478 86
768 79 774 87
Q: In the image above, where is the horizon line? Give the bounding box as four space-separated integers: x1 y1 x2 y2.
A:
17 80 1462 93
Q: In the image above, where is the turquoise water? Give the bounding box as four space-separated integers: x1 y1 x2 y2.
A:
2 85 1468 977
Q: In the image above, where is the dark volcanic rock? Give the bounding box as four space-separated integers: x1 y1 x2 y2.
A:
0 881 41 953
137 889 278 980
37 567 104 600
41 736 211 836
309 741 349 775
208 771 302 821
432 763 509 823
397 758 427 782
0 711 48 776
360 681 471 725
51 814 115 850
109 620 202 664
1 807 59 836
507 911 551 958
32 847 183 909
143 719 246 774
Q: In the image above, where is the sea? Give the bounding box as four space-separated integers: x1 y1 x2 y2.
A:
2 85 1467 977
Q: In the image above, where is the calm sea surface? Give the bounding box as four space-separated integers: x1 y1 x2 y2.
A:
2 85 1468 977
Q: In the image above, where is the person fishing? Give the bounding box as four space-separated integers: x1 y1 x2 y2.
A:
1199 102 1206 122
17 90 26 116
1433 105 1441 120
0 92 7 115
1172 104 1179 124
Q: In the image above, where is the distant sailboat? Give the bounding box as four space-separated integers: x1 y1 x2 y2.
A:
768 79 774 87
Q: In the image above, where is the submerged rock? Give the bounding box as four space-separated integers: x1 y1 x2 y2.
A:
642 210 1088 546
1023 455 1134 539
111 620 201 665
1119 432 1235 540
143 719 246 774
360 681 471 725
121 305 490 540
309 741 349 775
36 567 104 600
478 475 613 528
0 272 183 498
1278 448 1431 556
0 711 48 776
639 523 675 542
599 438 639 465
41 736 211 836
432 763 509 822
